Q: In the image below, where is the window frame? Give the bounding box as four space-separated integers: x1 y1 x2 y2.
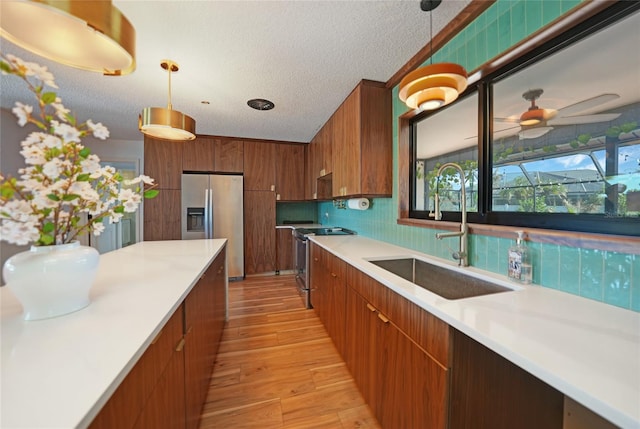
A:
408 1 640 237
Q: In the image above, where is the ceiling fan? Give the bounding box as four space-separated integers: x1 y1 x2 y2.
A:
495 88 621 140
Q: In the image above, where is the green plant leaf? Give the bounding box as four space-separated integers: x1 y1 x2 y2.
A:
47 193 60 201
39 234 55 245
42 222 55 233
42 92 57 104
114 206 125 213
76 173 91 182
144 189 159 199
62 194 80 201
79 147 91 158
0 61 11 74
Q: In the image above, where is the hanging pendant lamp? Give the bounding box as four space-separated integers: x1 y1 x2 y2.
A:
139 60 196 141
0 0 135 76
399 0 467 111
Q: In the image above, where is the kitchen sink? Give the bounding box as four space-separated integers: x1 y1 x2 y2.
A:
369 258 514 300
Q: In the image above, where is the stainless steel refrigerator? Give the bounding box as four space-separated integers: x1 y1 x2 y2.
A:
181 174 244 279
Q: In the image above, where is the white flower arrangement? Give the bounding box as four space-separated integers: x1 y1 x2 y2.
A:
0 53 158 246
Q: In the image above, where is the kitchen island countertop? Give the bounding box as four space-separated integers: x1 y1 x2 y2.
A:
0 239 227 429
309 235 640 429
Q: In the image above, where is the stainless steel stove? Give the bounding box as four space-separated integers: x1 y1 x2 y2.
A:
293 227 356 308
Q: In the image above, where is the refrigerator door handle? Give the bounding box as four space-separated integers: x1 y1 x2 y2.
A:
204 188 210 239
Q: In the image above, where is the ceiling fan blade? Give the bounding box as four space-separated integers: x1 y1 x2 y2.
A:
548 113 621 126
519 126 553 140
494 116 521 124
556 93 620 117
465 124 521 140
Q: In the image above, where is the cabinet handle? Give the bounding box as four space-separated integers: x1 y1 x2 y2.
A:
377 313 389 324
185 326 193 335
331 272 337 278
366 303 376 312
151 329 163 345
218 266 224 274
175 337 186 352
313 257 319 262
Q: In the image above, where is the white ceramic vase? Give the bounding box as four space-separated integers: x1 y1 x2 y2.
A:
3 241 99 321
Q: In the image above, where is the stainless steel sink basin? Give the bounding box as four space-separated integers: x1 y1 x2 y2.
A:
369 258 513 300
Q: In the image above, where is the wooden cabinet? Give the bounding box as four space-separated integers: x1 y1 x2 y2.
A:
183 137 244 173
144 136 183 241
275 143 305 201
143 189 181 241
343 266 448 429
275 228 294 273
215 139 244 173
182 136 216 172
144 137 184 190
244 141 276 191
90 250 226 429
310 244 346 356
244 190 276 274
184 249 226 429
332 80 391 198
89 305 185 429
450 330 563 429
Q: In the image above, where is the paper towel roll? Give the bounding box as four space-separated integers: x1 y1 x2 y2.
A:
347 198 370 210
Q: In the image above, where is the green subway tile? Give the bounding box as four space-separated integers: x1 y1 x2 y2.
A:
540 244 560 289
466 36 478 72
498 237 510 278
472 234 488 269
603 251 632 309
498 11 512 54
559 247 580 295
486 20 500 60
525 0 544 35
542 1 563 26
486 236 501 273
631 254 640 312
485 2 498 26
579 249 604 301
497 0 511 17
510 1 527 45
475 11 487 31
561 0 581 14
475 29 489 68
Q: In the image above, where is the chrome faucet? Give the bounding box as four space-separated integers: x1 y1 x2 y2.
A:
430 162 468 267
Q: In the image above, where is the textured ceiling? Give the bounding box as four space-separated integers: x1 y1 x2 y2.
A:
0 0 471 142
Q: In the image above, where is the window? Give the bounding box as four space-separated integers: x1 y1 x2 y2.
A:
409 4 640 235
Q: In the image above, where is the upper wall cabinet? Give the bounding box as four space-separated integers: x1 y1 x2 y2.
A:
183 136 243 173
244 141 276 191
276 143 306 201
332 80 392 198
144 137 184 190
306 80 391 199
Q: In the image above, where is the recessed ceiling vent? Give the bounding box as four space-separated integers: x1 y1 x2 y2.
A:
247 98 275 111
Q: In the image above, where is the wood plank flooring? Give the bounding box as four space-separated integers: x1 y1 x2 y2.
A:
199 275 381 429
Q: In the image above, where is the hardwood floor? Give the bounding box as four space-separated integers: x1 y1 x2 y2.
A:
199 275 381 429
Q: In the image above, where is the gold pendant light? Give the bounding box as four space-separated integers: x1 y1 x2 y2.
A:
399 0 467 111
0 0 135 76
139 60 196 141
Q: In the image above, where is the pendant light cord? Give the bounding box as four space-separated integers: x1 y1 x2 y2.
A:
167 68 173 110
430 5 433 65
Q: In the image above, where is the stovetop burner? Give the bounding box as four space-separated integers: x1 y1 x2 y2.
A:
294 227 357 237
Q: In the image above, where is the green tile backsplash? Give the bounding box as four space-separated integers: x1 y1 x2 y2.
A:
317 0 637 312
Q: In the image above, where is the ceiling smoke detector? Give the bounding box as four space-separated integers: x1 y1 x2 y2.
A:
247 98 275 111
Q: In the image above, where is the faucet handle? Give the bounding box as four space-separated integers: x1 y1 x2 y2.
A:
429 194 442 220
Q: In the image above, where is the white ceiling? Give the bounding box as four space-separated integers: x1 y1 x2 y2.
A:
0 0 471 143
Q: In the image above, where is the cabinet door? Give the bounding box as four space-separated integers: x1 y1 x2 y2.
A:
450 330 563 429
133 345 186 429
276 228 294 272
183 137 215 172
215 139 244 173
143 189 181 241
244 190 276 274
340 85 361 197
144 137 183 189
244 141 276 191
276 144 305 201
325 252 346 356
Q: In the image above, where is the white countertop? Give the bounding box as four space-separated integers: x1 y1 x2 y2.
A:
309 235 640 429
0 239 226 429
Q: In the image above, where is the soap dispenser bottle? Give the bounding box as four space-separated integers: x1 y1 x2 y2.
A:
508 230 532 284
